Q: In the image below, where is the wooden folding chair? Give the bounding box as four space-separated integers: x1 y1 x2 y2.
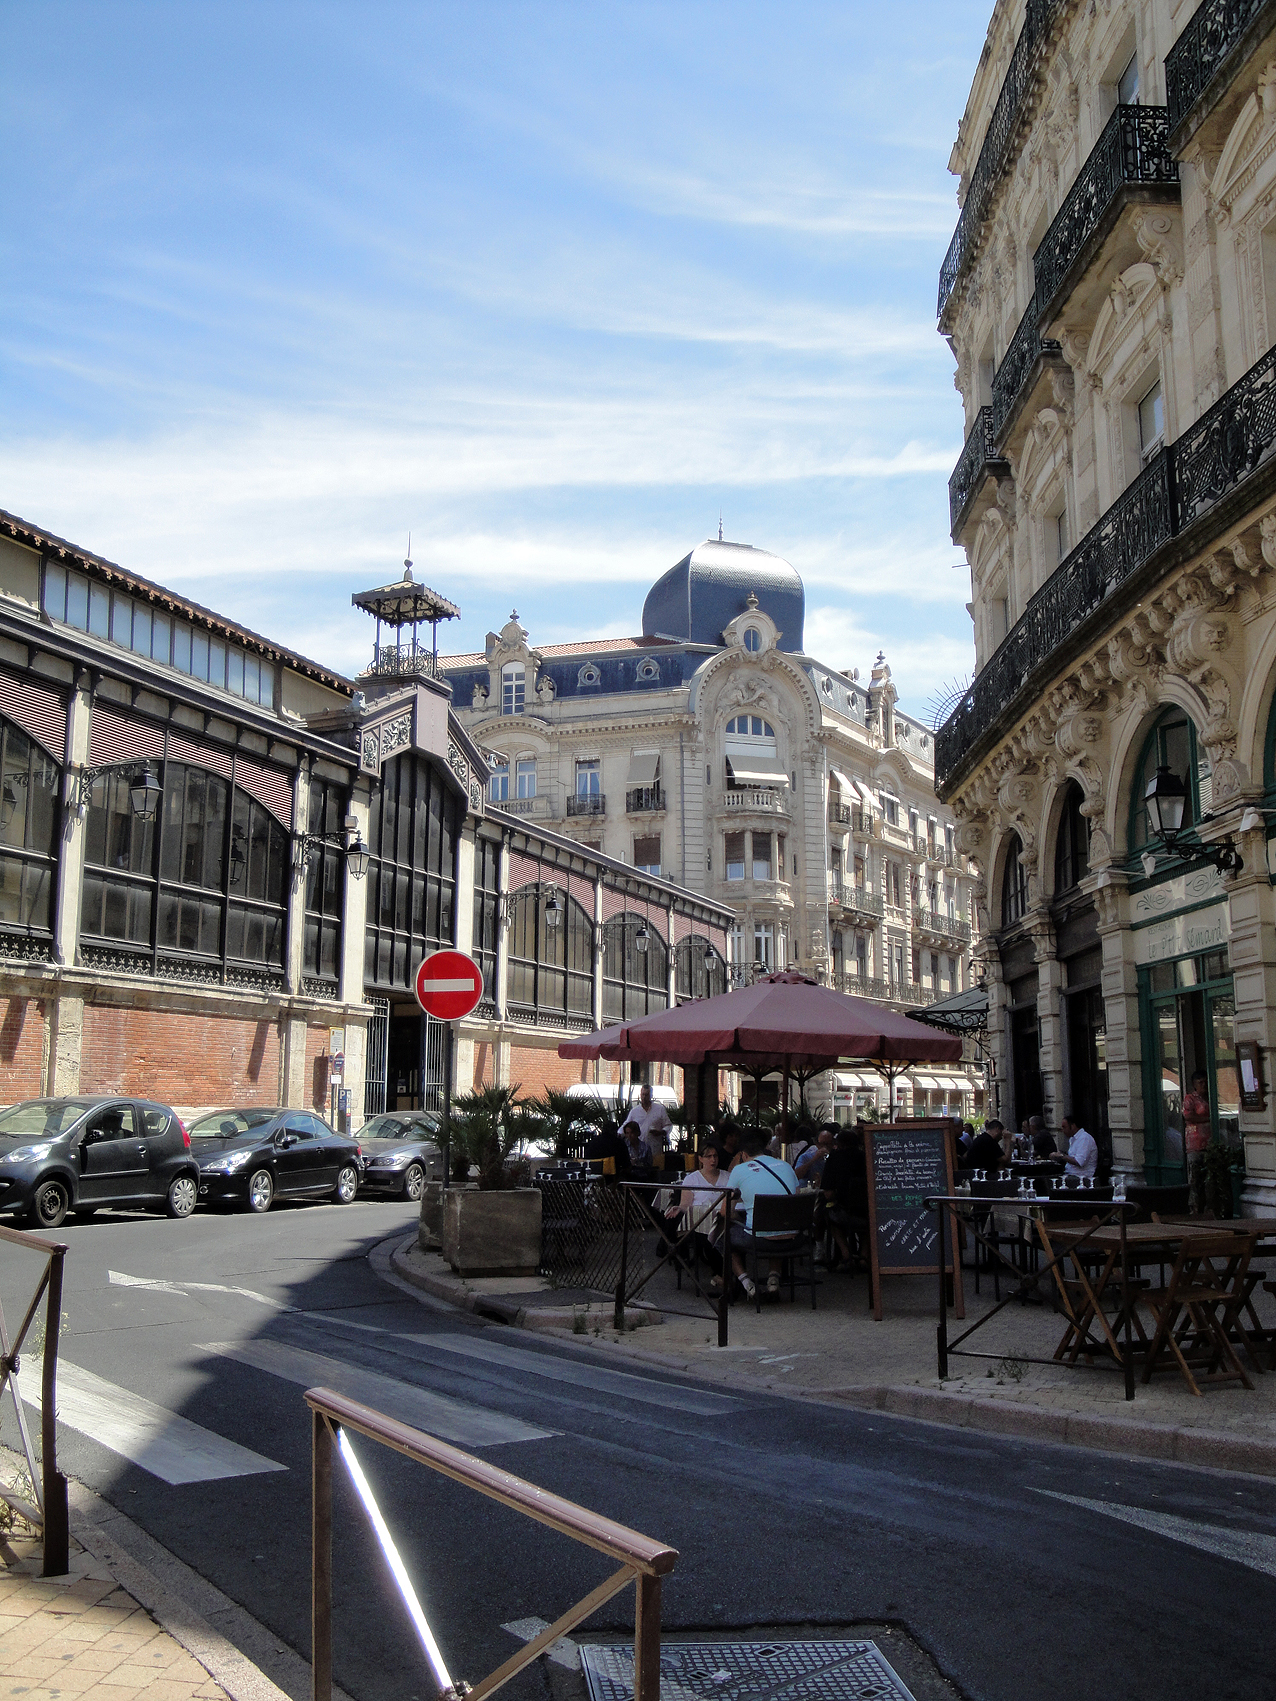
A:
1136 1234 1256 1396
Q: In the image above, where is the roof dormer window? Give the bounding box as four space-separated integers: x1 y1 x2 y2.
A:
502 662 525 716
743 627 762 653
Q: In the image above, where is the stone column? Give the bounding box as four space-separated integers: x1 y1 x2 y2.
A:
1095 871 1143 1177
46 992 83 1095
1032 915 1063 1128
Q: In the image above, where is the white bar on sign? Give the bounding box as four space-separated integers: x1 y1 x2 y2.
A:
422 978 480 992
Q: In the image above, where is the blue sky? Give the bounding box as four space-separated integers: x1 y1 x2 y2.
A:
3 2 990 718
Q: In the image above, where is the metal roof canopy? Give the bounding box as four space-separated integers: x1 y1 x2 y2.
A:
351 575 461 628
907 985 989 1036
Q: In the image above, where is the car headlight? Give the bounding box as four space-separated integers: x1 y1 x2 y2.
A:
200 1149 256 1175
0 1143 55 1164
372 1152 412 1168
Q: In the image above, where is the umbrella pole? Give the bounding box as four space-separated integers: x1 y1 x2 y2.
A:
781 1062 790 1151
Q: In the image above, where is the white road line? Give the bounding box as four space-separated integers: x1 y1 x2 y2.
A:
405 1332 738 1415
20 1358 286 1485
1035 1490 1276 1580
197 1339 556 1449
110 1270 293 1309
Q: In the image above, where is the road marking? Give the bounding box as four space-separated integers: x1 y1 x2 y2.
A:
20 1358 286 1485
1035 1490 1276 1580
197 1339 555 1448
406 1333 738 1415
110 1270 292 1309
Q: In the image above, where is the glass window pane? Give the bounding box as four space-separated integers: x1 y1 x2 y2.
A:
243 655 259 702
209 637 227 690
191 630 210 681
172 625 192 673
131 604 151 656
152 611 170 664
110 594 132 647
43 562 66 621
66 573 88 630
227 648 244 696
89 583 110 637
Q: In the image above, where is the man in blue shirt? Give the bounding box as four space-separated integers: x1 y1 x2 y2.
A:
729 1127 800 1297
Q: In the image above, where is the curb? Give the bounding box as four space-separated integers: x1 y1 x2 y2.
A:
382 1234 1276 1481
389 1238 663 1332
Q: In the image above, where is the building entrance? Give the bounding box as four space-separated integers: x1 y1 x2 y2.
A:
1139 947 1240 1183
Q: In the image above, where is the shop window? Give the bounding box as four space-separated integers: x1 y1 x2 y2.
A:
1001 833 1029 928
602 911 668 1020
0 715 60 937
1054 781 1091 895
507 884 594 1020
303 777 346 986
674 934 728 1001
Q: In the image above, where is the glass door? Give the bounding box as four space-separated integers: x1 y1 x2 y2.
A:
1152 999 1185 1172
1208 992 1241 1155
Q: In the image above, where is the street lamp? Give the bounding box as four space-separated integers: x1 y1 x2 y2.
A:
544 887 562 927
346 837 371 881
635 921 649 954
74 759 162 820
1144 763 1243 875
293 831 371 880
128 765 163 823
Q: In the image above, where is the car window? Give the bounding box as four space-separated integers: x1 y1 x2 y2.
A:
282 1116 315 1141
142 1107 173 1137
301 1113 333 1138
189 1109 278 1138
0 1100 91 1137
85 1104 136 1142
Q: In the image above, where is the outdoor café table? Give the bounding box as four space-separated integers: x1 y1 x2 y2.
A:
926 1193 1144 1398
1149 1216 1276 1367
1045 1221 1261 1396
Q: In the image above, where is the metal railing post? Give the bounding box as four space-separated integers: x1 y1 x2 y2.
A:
614 1188 631 1333
313 1411 333 1701
634 1573 661 1701
40 1247 68 1577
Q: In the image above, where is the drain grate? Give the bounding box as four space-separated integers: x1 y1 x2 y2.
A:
580 1640 918 1701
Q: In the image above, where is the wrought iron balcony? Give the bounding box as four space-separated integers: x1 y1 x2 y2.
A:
625 785 664 813
949 407 1011 540
566 793 606 817
937 0 1063 323
363 645 442 679
841 974 891 1001
827 878 885 920
914 909 973 944
1033 105 1179 324
936 329 1276 790
1167 0 1276 142
990 296 1064 442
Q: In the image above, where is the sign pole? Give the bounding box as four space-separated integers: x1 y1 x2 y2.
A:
413 949 483 1196
441 1020 455 1192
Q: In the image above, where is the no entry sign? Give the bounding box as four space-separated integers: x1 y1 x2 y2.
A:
414 949 483 1021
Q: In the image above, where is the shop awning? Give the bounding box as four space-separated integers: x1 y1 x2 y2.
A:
725 754 790 787
852 779 876 808
910 1074 941 1092
627 752 660 786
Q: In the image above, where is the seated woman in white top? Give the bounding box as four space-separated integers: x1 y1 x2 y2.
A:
665 1144 728 1284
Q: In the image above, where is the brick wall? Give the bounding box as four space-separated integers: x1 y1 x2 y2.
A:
80 1005 283 1105
506 1043 598 1097
0 997 47 1100
305 1024 333 1111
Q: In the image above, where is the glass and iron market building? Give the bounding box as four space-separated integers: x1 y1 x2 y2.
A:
938 0 1276 1203
0 510 730 1120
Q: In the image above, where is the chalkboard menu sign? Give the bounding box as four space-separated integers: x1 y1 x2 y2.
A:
862 1120 964 1321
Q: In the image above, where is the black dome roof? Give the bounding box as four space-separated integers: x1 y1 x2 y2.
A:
641 539 804 652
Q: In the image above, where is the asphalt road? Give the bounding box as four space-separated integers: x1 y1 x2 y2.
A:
3 1200 1276 1701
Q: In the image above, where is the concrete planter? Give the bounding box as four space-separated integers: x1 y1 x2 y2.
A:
419 1179 476 1251
441 1186 542 1277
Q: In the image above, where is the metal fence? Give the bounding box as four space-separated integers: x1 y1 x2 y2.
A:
0 1224 69 1575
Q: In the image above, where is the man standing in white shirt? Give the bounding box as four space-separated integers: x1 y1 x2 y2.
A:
620 1083 673 1155
1059 1114 1098 1180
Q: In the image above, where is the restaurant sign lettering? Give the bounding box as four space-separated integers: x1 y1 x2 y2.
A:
1133 900 1229 966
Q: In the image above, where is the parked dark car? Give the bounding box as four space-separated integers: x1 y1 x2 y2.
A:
189 1107 362 1213
356 1110 440 1200
0 1096 198 1229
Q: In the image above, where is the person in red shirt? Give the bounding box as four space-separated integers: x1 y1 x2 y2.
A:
1182 1070 1212 1215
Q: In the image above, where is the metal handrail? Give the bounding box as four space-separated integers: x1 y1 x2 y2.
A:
0 1223 69 1575
307 1386 677 1701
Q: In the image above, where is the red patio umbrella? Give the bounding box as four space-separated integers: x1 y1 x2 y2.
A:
559 971 962 1124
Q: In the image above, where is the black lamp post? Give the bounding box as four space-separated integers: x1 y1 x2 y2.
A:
1144 763 1242 874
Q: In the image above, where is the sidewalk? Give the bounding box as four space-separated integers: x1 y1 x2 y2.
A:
0 1458 318 1701
391 1231 1276 1478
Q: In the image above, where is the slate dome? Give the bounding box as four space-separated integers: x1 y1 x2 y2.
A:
641 539 804 652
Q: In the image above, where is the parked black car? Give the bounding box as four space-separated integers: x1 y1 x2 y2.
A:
356 1110 440 1200
0 1096 199 1229
189 1107 362 1213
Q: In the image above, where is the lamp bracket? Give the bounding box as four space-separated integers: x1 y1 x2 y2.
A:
499 880 562 930
293 830 351 871
74 759 156 816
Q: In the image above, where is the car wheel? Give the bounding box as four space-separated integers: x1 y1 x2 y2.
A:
166 1174 198 1219
31 1180 70 1230
403 1162 425 1202
333 1164 358 1203
246 1169 274 1214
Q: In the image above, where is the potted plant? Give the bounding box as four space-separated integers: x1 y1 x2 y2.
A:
440 1085 542 1275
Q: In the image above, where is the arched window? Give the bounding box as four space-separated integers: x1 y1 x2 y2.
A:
304 777 346 987
0 714 60 938
674 935 728 1001
725 716 775 738
364 753 460 992
507 885 593 1020
1130 708 1210 852
501 663 525 716
742 628 761 653
81 762 289 975
603 912 669 1020
1001 833 1029 928
1054 781 1090 895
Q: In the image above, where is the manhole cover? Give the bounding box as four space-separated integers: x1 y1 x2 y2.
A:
580 1640 917 1701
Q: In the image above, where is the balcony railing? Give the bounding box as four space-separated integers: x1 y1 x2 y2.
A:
626 786 664 813
829 802 874 832
1167 0 1276 139
490 793 554 820
827 878 885 919
721 788 790 815
841 974 890 1001
937 0 1063 322
1033 105 1178 322
914 909 973 944
991 295 1063 441
566 793 606 817
938 337 1276 790
949 407 1011 540
363 646 443 679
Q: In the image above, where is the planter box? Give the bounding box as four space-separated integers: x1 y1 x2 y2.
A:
441 1187 542 1277
419 1180 476 1251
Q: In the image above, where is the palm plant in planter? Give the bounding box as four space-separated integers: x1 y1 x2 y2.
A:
441 1084 542 1276
451 1084 527 1189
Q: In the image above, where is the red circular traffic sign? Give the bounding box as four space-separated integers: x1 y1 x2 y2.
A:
414 949 483 1021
